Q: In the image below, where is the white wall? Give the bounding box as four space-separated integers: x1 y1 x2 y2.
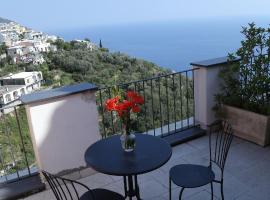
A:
25 90 101 175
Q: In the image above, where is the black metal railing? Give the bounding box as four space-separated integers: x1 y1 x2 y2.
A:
96 68 198 138
0 104 37 185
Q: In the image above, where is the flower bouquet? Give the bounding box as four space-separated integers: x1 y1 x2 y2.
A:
105 90 144 152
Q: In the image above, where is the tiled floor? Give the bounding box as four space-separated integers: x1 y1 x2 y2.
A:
22 135 270 200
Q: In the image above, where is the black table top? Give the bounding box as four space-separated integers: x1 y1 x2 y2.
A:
84 133 172 176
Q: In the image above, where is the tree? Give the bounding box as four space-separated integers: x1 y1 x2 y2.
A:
99 39 103 48
0 43 7 55
215 23 270 115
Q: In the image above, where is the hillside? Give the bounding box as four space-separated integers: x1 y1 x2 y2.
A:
29 40 171 87
0 17 12 23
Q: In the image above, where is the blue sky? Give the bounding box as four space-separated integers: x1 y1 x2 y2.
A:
2 0 270 31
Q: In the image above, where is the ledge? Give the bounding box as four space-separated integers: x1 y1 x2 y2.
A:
21 82 98 104
0 173 45 200
190 56 240 68
162 126 206 146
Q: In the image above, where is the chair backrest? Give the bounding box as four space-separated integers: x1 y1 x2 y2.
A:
208 120 234 171
42 170 94 200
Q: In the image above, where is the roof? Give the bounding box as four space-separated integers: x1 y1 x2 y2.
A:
21 82 98 104
1 72 40 79
190 56 240 67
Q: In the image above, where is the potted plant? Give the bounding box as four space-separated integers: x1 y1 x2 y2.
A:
105 90 144 152
215 23 270 146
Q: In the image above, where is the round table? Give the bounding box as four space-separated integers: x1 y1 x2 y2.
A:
85 133 172 200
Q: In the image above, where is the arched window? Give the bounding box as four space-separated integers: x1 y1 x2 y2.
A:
13 91 19 99
5 94 11 102
32 75 37 82
0 97 4 104
20 88 25 95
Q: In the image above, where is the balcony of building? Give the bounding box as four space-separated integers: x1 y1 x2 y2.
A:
0 56 268 200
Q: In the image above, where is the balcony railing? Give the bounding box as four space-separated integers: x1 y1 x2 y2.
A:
96 68 198 138
0 105 37 185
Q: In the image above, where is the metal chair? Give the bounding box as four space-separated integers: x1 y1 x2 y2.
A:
169 120 234 200
42 170 125 200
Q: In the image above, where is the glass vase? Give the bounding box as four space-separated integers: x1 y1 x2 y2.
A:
120 133 136 152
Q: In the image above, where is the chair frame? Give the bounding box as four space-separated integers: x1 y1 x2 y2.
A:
42 170 95 200
169 120 234 200
209 120 234 200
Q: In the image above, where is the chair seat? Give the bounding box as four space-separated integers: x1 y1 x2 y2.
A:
80 188 125 200
170 164 215 188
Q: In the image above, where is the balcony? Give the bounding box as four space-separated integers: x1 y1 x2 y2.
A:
23 135 270 200
0 56 269 200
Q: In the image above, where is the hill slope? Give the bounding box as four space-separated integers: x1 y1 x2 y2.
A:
0 17 12 23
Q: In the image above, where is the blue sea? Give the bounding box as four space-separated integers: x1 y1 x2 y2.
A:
48 18 269 71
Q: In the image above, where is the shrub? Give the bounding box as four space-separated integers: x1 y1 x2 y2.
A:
216 23 270 115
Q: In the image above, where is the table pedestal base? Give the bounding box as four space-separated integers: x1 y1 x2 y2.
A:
123 175 141 200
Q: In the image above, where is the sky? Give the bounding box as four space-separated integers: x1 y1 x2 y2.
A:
1 0 270 31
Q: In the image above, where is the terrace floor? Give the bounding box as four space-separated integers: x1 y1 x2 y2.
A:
22 135 270 200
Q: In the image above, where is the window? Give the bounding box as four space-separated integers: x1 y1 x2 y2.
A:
5 94 11 102
13 91 19 98
37 73 42 80
32 75 37 82
20 88 25 95
0 97 4 104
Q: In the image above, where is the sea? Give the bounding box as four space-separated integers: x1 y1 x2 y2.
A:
48 18 270 71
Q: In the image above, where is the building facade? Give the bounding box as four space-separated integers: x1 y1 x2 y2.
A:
0 71 43 109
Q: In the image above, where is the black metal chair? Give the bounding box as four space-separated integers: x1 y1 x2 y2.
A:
42 170 125 200
169 120 234 200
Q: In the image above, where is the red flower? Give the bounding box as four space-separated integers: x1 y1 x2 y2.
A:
132 105 140 113
105 96 120 111
127 91 144 104
105 91 144 120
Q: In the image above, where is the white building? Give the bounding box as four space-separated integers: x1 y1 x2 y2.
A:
0 31 19 46
24 31 44 41
33 41 50 52
47 35 58 42
7 45 23 63
7 40 50 64
0 33 5 44
0 23 13 33
0 71 43 109
74 39 97 51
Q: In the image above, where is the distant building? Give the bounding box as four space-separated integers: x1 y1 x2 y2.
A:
0 71 43 111
74 39 97 51
47 35 58 42
6 45 23 63
33 40 50 52
0 31 19 46
24 31 44 41
0 33 4 44
7 40 51 64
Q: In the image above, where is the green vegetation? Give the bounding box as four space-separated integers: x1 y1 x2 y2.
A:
0 43 7 55
98 74 194 137
0 107 35 175
0 39 194 176
43 39 169 87
215 23 270 116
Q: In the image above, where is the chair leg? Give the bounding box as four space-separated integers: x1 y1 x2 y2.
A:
221 181 224 200
179 188 184 200
210 182 213 200
169 177 172 200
